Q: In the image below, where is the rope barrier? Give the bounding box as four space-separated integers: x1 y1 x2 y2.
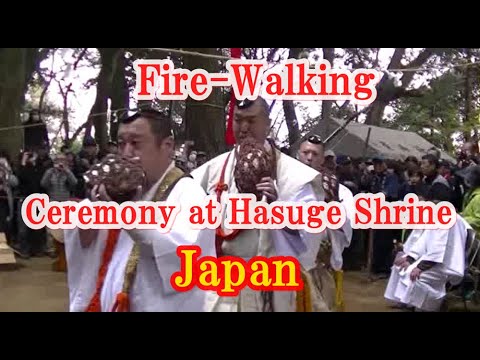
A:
141 47 480 73
386 59 480 73
1 48 478 134
0 101 226 133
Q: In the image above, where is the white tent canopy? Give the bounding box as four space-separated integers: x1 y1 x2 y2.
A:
295 117 456 163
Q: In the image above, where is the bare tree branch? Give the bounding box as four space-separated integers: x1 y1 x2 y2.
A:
39 51 57 115
372 48 381 69
73 48 88 70
70 121 88 144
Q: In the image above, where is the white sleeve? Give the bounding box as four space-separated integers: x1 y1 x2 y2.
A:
126 178 216 294
270 183 322 271
329 184 355 270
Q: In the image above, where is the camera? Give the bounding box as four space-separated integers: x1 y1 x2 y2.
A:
457 151 467 161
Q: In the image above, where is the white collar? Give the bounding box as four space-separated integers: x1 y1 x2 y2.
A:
142 161 175 201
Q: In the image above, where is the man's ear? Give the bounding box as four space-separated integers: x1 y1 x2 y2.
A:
161 136 175 150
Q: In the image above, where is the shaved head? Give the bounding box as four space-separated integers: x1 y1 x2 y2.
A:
233 97 271 143
234 97 270 124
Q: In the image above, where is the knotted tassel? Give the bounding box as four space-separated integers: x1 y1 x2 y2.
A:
334 270 345 312
296 270 312 312
111 292 129 312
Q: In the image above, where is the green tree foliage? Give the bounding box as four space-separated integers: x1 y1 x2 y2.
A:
0 48 50 161
389 72 465 153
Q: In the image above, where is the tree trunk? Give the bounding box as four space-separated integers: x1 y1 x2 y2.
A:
464 48 474 142
184 48 225 157
365 100 388 126
86 48 121 154
0 48 43 162
63 88 70 142
319 48 335 140
110 49 129 142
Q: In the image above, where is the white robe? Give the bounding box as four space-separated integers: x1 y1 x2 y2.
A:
328 184 354 271
64 164 219 312
307 184 354 311
384 214 471 311
191 147 325 311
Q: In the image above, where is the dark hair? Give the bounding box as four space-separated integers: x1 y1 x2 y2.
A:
439 160 452 169
236 99 254 109
302 134 324 146
405 156 419 164
413 181 447 203
407 167 422 178
421 154 439 168
427 147 441 159
336 154 352 166
415 183 430 200
466 165 480 188
235 97 270 113
280 146 290 155
385 159 395 168
121 109 173 145
83 136 97 147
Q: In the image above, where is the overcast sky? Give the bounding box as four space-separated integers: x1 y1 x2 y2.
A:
43 48 400 144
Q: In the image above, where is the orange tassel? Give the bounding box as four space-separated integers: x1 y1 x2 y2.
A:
85 228 121 312
225 48 242 146
111 292 129 312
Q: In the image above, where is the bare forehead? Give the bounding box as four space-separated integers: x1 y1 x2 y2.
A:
300 141 323 153
118 117 151 138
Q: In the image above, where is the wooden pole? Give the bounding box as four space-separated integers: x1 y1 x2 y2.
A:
366 229 374 279
363 127 372 159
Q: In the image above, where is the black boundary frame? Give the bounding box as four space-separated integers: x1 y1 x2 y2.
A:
1 11 476 353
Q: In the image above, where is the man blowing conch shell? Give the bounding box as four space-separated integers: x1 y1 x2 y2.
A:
191 97 329 312
64 109 218 312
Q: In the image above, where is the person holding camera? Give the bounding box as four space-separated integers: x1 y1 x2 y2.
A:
14 148 51 258
40 153 77 258
41 153 77 202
